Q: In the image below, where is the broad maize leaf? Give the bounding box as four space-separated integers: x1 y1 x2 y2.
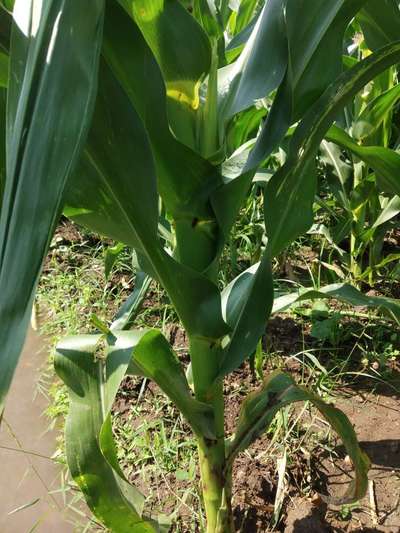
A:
0 0 104 416
118 0 210 149
218 0 287 120
65 47 228 340
103 1 223 274
219 252 273 376
55 329 215 530
55 332 163 533
217 40 400 377
248 0 367 168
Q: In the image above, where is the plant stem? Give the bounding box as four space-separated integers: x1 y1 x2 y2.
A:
350 161 364 285
190 338 234 533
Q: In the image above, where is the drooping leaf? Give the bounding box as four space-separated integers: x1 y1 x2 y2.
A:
272 283 400 323
64 54 228 341
55 329 215 512
0 0 105 415
227 371 370 504
55 332 164 532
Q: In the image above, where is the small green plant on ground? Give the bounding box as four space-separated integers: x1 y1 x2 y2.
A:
1 1 400 533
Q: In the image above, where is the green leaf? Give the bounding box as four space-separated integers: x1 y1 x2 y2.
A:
326 124 400 196
64 59 158 255
0 0 13 12
219 250 274 376
64 55 228 340
118 0 210 149
234 0 259 35
263 40 400 257
248 0 366 168
272 283 400 323
55 332 163 532
0 49 7 86
320 140 352 211
311 315 341 343
103 0 220 214
0 87 5 207
111 272 152 331
358 0 400 50
353 83 400 141
104 242 126 279
55 329 216 533
102 0 223 272
265 158 317 257
0 0 104 415
133 330 216 439
227 370 370 504
225 16 256 63
193 0 223 40
372 195 400 228
218 0 287 120
216 1 369 236
0 8 11 53
287 0 367 120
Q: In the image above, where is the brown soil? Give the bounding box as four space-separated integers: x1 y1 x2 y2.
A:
0 328 74 532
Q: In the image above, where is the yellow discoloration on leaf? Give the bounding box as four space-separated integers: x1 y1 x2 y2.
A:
166 85 200 110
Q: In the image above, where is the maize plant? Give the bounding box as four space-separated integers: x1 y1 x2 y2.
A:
1 1 400 532
315 10 400 285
